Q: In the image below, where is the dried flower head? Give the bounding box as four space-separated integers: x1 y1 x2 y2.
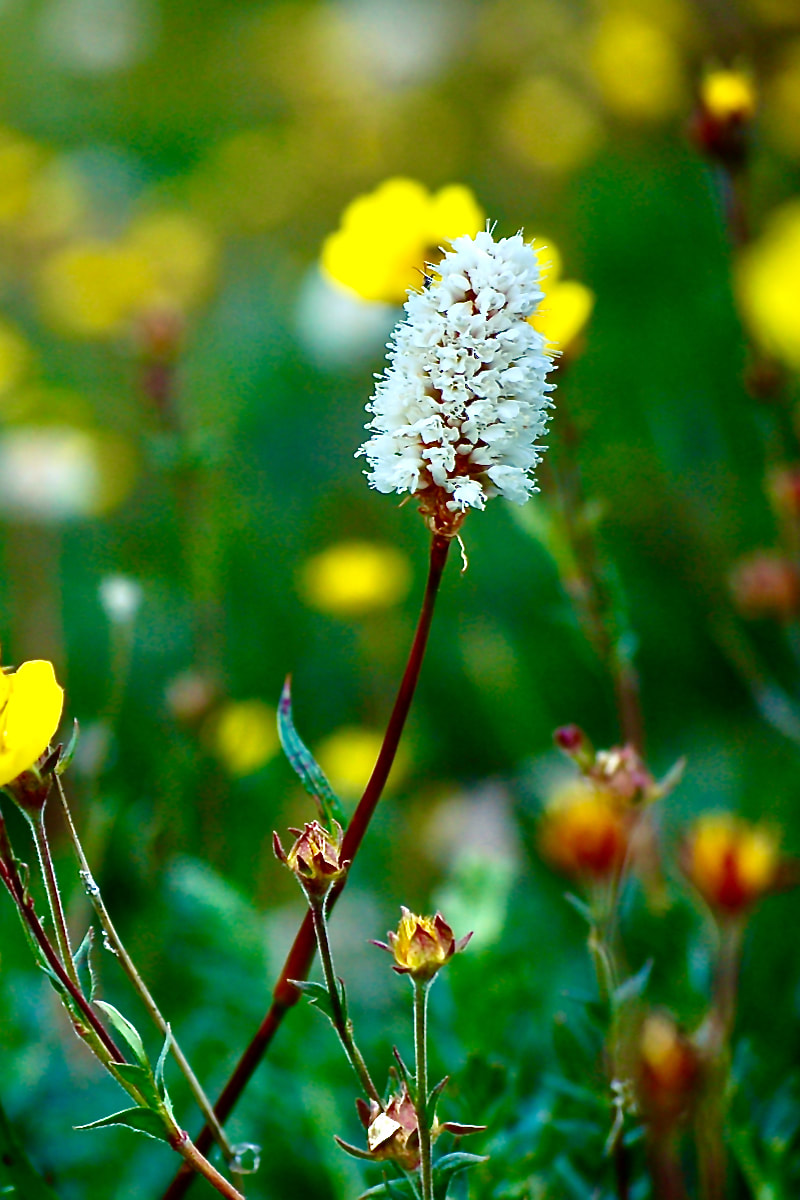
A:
337 1081 484 1169
681 812 790 918
538 780 631 880
273 819 348 901
359 229 555 537
373 907 472 981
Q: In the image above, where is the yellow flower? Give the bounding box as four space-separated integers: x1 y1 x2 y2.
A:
273 819 348 900
701 69 757 122
681 813 786 917
38 240 157 337
637 1012 700 1127
300 541 411 616
0 320 30 395
0 661 64 789
374 907 472 981
528 238 595 355
210 700 278 777
0 130 43 226
591 11 686 123
538 780 630 879
737 200 800 370
321 178 484 304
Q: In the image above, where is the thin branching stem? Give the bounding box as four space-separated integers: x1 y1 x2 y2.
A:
160 532 451 1200
27 807 80 989
53 775 236 1163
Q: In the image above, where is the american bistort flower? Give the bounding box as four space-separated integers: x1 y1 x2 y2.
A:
358 228 555 536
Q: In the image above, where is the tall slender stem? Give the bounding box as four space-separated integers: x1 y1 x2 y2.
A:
310 900 382 1104
54 775 235 1162
169 1132 245 1200
413 980 433 1200
28 808 80 989
696 920 743 1200
160 532 451 1200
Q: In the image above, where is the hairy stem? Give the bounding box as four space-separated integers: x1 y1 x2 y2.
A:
311 900 382 1104
55 775 235 1162
28 808 80 990
160 532 451 1200
413 980 433 1200
169 1131 246 1200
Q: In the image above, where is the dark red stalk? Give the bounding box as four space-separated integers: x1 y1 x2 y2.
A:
160 533 451 1200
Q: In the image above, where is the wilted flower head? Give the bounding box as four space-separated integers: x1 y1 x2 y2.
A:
337 1081 484 1169
359 228 555 537
273 819 348 900
374 907 472 981
681 812 790 918
538 780 631 880
0 660 64 803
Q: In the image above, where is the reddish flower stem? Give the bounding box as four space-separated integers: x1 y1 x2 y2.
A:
160 532 451 1200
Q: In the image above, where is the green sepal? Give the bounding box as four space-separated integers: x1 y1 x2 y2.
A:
75 1106 169 1142
390 1048 414 1098
426 1076 448 1125
94 1001 149 1068
111 1063 161 1111
432 1152 488 1199
277 678 345 828
291 978 346 1029
54 720 80 777
74 928 98 1001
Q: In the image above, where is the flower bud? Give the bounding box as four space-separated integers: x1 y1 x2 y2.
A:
538 780 630 880
690 68 756 169
554 724 595 771
592 744 655 803
681 812 789 918
273 819 348 901
729 551 800 620
637 1012 701 1128
373 907 472 982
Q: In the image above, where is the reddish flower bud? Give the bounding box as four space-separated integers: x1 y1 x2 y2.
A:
637 1012 701 1129
729 552 800 621
538 781 630 880
690 69 756 169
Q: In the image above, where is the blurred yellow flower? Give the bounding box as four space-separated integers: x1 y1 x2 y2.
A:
0 320 30 395
321 178 484 304
591 11 686 122
38 241 157 337
317 726 405 797
0 130 43 226
701 69 756 122
737 200 800 370
538 779 630 879
500 75 603 174
528 238 595 354
127 211 218 309
211 700 278 777
300 542 412 616
0 661 64 789
681 813 784 916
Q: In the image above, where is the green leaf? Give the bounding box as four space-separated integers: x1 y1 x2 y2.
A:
94 1002 149 1068
277 678 345 827
358 1176 415 1200
74 928 98 1001
54 720 80 776
426 1076 448 1125
562 893 593 924
432 1152 488 1199
75 1107 169 1142
0 1094 61 1198
155 1026 172 1097
614 959 653 1007
290 979 346 1029
111 1063 161 1111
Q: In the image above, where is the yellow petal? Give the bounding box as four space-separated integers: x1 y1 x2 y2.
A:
531 280 595 352
0 660 64 788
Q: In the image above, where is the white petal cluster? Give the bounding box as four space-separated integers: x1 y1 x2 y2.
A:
359 229 555 528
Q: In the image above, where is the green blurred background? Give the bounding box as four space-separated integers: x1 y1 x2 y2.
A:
3 0 800 1196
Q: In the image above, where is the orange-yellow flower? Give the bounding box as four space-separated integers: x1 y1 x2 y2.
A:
374 907 472 981
538 780 630 879
273 819 348 900
0 660 63 789
637 1012 700 1127
681 813 786 917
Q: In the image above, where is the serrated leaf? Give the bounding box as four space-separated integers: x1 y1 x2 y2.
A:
94 1002 149 1068
54 720 80 776
614 959 653 1007
111 1063 161 1110
277 678 345 827
155 1026 172 1098
432 1152 488 1199
75 1107 168 1142
74 928 98 1001
0 1094 61 1198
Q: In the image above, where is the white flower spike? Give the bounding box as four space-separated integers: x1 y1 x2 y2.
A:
358 228 556 537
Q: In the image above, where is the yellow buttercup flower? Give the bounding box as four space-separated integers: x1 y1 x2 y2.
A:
210 699 278 777
528 238 595 355
0 661 64 789
321 178 484 304
701 69 757 122
681 813 785 917
737 200 800 370
300 542 412 616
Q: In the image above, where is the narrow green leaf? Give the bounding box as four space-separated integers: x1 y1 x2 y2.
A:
155 1026 172 1098
277 678 345 827
111 1063 161 1111
54 720 80 777
94 1002 149 1068
614 959 653 1007
426 1076 448 1126
358 1177 415 1200
74 928 98 1002
291 980 336 1025
75 1107 168 1142
0 1094 61 1198
432 1152 488 1199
